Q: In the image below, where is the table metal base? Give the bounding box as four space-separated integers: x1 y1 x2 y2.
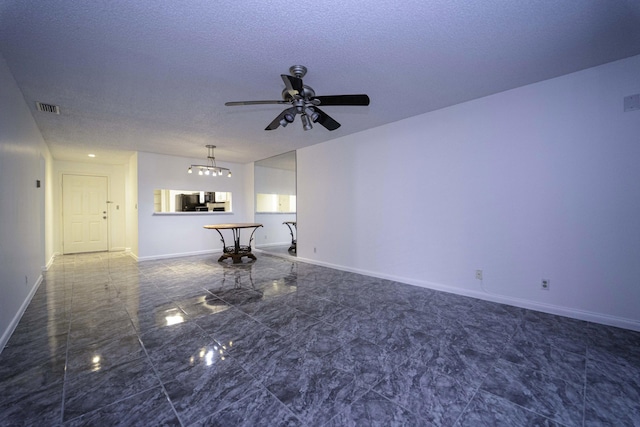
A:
218 246 257 264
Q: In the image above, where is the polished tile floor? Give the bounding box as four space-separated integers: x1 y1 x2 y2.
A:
1 252 639 426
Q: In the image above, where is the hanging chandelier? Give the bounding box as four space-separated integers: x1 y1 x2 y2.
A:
187 145 232 177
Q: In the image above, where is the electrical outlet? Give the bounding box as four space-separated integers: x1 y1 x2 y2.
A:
541 279 550 290
314 247 317 253
475 270 483 280
624 94 640 112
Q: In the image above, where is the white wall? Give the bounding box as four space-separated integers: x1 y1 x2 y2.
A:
298 54 640 331
0 53 54 348
126 152 139 257
137 151 252 260
254 165 297 247
52 159 129 254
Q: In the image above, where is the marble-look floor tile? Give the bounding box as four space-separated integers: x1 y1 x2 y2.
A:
193 305 257 335
190 388 302 427
254 278 298 299
171 292 218 309
0 380 63 426
287 295 345 322
127 302 189 332
516 311 590 356
456 390 560 426
5 252 640 426
372 357 476 426
1 325 68 359
424 345 497 389
68 315 137 348
364 305 438 333
380 284 437 313
0 356 66 398
139 320 210 356
501 338 586 385
0 343 66 390
319 306 376 337
480 359 584 427
585 323 640 370
443 322 511 356
324 390 429 427
63 357 161 422
14 308 70 331
380 323 449 358
330 309 407 352
456 309 520 338
584 358 640 426
289 320 356 357
65 333 146 378
251 305 320 338
149 342 228 381
209 287 265 307
240 340 321 384
325 337 408 388
262 357 365 427
179 299 231 319
218 326 287 370
63 387 180 427
231 292 295 317
163 359 261 426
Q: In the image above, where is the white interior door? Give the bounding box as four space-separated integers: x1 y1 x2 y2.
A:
62 174 108 254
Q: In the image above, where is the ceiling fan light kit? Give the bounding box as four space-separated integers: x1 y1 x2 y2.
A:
188 145 231 178
225 65 370 131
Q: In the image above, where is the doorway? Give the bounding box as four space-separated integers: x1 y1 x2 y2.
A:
62 174 109 254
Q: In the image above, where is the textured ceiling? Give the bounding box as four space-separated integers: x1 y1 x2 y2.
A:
1 0 640 165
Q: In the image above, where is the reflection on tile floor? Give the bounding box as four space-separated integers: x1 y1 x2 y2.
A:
1 252 639 426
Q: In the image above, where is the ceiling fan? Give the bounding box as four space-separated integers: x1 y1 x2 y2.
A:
225 65 370 131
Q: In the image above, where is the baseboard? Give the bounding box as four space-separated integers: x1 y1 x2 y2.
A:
0 274 43 354
109 247 127 252
136 249 222 262
295 256 640 333
42 252 60 271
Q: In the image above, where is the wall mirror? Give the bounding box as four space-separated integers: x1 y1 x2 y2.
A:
254 151 296 254
153 189 232 213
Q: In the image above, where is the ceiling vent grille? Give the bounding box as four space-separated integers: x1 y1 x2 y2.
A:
36 102 60 114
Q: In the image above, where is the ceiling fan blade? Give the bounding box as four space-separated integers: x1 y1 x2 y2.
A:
311 94 370 106
311 107 341 131
265 107 298 130
225 100 288 106
281 75 304 95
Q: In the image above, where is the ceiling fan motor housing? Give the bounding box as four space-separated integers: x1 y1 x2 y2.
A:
282 85 315 102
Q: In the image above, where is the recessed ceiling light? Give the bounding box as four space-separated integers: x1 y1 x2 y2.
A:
88 154 96 158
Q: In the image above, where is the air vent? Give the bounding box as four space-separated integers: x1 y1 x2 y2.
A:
36 102 60 114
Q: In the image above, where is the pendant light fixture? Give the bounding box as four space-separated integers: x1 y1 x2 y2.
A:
187 145 232 178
